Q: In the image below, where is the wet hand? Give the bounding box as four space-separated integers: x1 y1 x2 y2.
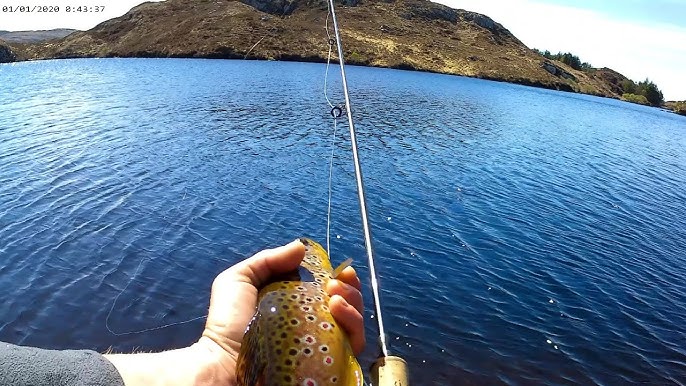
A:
199 239 365 385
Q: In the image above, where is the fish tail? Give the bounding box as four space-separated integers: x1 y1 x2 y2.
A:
236 315 264 386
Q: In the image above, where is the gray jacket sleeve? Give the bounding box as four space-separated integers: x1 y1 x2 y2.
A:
0 342 125 386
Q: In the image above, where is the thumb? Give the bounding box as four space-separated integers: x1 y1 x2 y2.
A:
227 239 306 287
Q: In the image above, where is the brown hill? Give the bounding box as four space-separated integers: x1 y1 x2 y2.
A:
0 29 76 43
8 0 633 99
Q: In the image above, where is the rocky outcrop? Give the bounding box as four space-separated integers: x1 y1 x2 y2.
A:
541 60 576 81
462 11 512 38
399 0 458 23
590 67 629 96
239 0 299 15
0 40 16 63
237 0 358 15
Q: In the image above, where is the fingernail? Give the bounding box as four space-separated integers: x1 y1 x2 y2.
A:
331 294 351 308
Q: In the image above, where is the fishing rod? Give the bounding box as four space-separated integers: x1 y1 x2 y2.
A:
324 1 409 385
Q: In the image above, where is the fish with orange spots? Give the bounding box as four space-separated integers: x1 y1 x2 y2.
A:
236 238 363 386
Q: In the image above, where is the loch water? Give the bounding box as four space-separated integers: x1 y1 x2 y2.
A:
1 59 685 385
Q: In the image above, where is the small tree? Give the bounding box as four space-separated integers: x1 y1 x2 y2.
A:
621 79 637 94
637 79 664 107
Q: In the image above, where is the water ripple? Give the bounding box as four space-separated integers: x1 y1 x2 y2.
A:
1 59 686 384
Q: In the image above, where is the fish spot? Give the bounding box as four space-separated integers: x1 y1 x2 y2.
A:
291 294 299 300
303 335 316 345
320 322 332 331
319 345 329 353
306 297 314 303
323 356 334 366
285 358 293 366
284 375 292 382
330 376 338 383
297 286 306 292
306 314 316 322
279 316 285 321
321 305 329 312
283 305 290 310
288 348 298 356
315 278 323 283
290 318 300 326
276 349 283 355
303 378 318 386
301 305 311 312
302 347 313 356
281 332 288 339
315 296 323 301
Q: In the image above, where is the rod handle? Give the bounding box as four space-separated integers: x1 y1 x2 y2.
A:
370 356 409 386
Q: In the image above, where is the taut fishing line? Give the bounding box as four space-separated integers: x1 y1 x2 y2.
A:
325 7 342 257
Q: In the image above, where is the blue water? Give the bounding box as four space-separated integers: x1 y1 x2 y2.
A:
1 58 685 384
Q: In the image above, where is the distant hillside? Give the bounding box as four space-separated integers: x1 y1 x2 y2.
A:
0 29 76 43
6 0 679 112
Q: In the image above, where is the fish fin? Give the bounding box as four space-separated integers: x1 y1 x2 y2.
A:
235 314 265 386
332 257 353 279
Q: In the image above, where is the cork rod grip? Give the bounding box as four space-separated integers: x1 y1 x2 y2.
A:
370 356 409 386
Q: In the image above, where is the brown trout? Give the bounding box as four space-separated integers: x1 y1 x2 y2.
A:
236 238 363 386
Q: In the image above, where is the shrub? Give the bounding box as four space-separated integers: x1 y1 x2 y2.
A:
622 93 650 105
672 101 686 116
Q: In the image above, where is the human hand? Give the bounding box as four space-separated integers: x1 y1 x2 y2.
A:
198 239 365 385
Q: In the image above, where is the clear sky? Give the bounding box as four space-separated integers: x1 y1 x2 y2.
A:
1 0 684 100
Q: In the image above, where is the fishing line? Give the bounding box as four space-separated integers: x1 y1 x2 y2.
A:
326 118 338 257
105 193 208 336
105 252 207 336
324 8 341 256
323 11 336 109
